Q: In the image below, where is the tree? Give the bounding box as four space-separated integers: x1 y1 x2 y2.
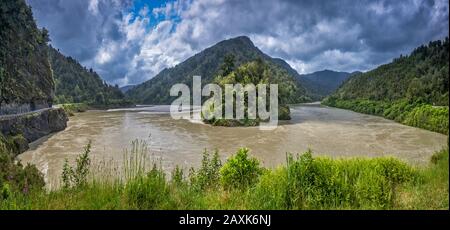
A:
220 53 235 76
95 92 105 105
41 27 50 43
406 78 425 103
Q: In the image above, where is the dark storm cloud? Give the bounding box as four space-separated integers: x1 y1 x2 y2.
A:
26 0 449 85
27 0 134 83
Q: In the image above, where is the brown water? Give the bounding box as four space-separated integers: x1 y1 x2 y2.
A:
18 103 448 187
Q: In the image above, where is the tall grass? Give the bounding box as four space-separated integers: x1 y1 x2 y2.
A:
0 140 448 210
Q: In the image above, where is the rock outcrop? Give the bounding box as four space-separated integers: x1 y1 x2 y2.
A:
0 108 68 155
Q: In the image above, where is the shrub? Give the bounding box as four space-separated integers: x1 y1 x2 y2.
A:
1 183 11 200
284 151 416 209
403 105 449 134
1 135 45 195
60 103 88 116
323 98 449 134
61 141 92 189
171 165 184 185
189 150 221 190
220 148 263 189
431 149 449 165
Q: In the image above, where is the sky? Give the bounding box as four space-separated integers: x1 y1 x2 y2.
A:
26 0 449 86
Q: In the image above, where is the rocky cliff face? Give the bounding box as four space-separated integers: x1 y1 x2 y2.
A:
0 0 54 114
0 108 68 155
0 0 68 156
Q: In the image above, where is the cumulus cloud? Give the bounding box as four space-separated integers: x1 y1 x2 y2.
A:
27 0 449 86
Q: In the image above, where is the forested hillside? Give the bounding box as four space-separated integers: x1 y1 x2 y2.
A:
48 46 130 107
324 38 449 134
329 39 448 105
126 36 311 104
0 0 54 114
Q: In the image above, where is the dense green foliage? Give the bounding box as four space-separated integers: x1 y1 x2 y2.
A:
330 38 448 105
0 134 45 199
61 141 91 189
323 98 449 134
59 103 89 116
203 59 298 126
0 0 54 106
324 38 449 134
0 0 131 110
48 46 131 107
220 148 263 189
403 105 449 134
188 150 222 190
0 140 447 210
126 36 311 104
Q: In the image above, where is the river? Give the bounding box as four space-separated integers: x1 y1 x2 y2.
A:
18 103 448 187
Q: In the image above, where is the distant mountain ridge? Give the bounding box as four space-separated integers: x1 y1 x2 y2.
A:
296 70 356 100
126 36 311 104
120 85 135 93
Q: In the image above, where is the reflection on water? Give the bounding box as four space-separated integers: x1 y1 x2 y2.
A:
18 104 448 187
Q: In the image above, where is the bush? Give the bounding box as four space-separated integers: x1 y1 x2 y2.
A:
1 135 45 195
61 141 92 189
60 103 88 116
283 151 416 209
1 183 11 200
323 98 449 134
171 165 184 185
189 150 221 190
220 148 263 189
403 105 449 134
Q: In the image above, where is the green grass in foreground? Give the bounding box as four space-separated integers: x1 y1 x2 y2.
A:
0 140 448 210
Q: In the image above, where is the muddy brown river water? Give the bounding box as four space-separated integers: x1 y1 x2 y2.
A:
18 103 448 188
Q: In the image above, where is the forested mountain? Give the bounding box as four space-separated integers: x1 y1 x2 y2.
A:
0 0 54 114
324 38 449 134
328 39 449 105
0 0 130 111
126 36 311 104
48 46 128 106
296 70 355 100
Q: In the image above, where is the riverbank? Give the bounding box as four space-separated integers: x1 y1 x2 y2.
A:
1 140 448 210
59 102 136 116
322 98 449 135
0 108 68 155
